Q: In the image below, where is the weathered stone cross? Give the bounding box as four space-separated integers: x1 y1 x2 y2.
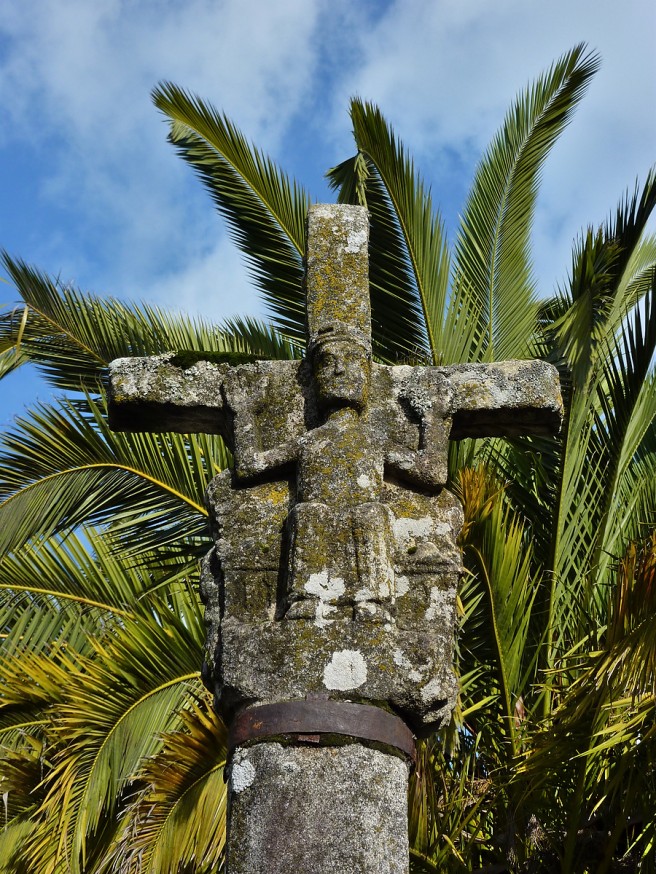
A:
109 205 562 874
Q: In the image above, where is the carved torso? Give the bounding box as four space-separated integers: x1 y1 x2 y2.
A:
297 410 383 505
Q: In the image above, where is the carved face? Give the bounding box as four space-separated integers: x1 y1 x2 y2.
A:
312 339 370 411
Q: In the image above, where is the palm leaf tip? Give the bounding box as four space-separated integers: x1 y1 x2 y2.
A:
453 43 600 363
330 98 450 363
151 82 312 343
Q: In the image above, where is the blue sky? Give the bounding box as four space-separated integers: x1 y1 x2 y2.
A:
1 0 655 423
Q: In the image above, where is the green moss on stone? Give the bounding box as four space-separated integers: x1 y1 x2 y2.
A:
170 350 263 369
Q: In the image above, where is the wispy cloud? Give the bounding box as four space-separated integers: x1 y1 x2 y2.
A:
1 0 654 324
0 0 325 317
329 0 656 292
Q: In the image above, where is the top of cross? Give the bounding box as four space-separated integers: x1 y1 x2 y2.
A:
305 204 372 355
108 204 562 454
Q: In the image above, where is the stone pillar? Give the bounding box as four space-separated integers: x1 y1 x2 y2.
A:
226 743 409 874
107 203 563 874
205 205 458 874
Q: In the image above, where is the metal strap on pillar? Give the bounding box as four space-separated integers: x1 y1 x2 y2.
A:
228 700 416 764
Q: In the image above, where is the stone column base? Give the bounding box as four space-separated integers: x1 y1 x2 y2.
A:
226 742 410 874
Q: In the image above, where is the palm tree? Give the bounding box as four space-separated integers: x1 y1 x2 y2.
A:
1 42 654 872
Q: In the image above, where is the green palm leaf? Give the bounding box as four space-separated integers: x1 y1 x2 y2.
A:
106 694 227 874
457 468 539 759
221 314 302 359
23 611 204 874
328 100 450 363
452 44 600 363
519 174 656 696
591 288 656 583
0 516 209 874
0 397 220 558
1 254 291 393
409 732 493 871
521 534 656 871
0 820 37 874
152 82 312 343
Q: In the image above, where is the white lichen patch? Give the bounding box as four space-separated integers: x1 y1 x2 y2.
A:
424 586 448 621
395 575 410 597
432 521 451 537
394 649 424 683
393 648 411 669
420 676 443 703
323 649 368 690
313 600 337 629
393 516 432 547
305 571 345 628
379 576 392 599
354 587 375 602
390 364 414 381
231 754 256 793
356 473 371 488
345 227 368 253
304 571 345 601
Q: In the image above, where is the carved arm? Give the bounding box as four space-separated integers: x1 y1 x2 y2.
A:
108 354 230 437
443 360 563 439
382 359 562 490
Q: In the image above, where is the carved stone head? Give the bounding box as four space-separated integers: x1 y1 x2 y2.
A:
311 336 371 412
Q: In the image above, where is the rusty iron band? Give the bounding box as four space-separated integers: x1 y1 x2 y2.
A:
228 700 416 764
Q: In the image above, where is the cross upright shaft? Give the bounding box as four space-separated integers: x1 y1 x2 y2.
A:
109 204 562 874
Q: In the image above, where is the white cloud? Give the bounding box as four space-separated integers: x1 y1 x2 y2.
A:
328 0 656 293
339 0 654 152
0 0 325 312
1 0 654 315
139 233 261 322
1 0 321 146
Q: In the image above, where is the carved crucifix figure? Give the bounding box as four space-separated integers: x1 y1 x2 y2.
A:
109 204 562 874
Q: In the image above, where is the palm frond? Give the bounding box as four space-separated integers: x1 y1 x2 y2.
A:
105 693 227 874
591 289 656 582
220 314 302 359
456 468 539 760
545 176 656 393
0 586 93 667
0 819 37 874
23 610 204 874
539 180 656 689
328 100 450 363
520 533 656 871
0 528 203 632
152 82 312 343
0 729 45 807
0 397 218 558
409 732 494 871
0 303 30 379
1 254 290 393
452 44 600 363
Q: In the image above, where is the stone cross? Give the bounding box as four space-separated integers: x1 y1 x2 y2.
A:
109 204 562 874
